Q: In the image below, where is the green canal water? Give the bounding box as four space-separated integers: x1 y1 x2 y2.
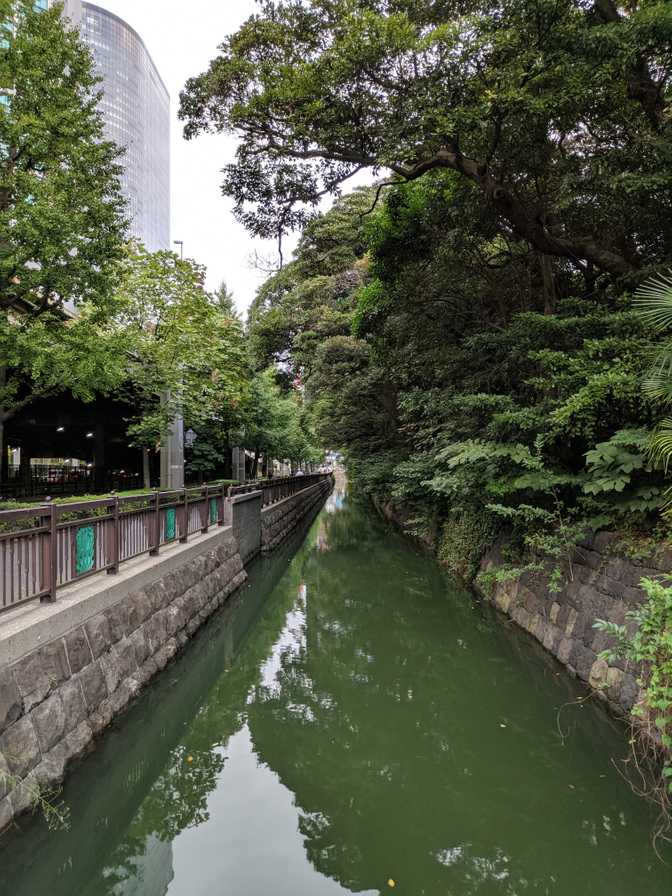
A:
3 487 672 895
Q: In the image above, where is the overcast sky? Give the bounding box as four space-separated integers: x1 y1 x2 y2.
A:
97 0 291 315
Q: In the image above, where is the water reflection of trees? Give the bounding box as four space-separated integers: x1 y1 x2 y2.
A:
247 502 670 895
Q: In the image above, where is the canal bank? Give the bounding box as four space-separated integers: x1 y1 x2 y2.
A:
2 487 671 894
0 477 333 832
375 498 670 758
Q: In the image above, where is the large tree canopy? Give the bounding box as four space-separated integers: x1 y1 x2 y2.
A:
181 0 671 278
0 1 127 313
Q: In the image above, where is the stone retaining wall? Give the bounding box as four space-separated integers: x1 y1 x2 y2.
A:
261 480 332 552
227 492 263 564
0 529 246 831
479 532 671 723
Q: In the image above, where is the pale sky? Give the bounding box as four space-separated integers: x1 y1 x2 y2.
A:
97 0 291 315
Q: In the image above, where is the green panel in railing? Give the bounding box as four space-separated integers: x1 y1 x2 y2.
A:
209 498 218 524
75 526 95 575
165 507 176 541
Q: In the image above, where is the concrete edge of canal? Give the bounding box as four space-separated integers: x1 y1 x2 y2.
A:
0 477 333 833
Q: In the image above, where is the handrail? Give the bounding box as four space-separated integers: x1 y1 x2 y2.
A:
228 474 332 508
0 474 333 614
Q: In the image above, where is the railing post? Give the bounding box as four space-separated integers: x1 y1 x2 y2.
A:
180 488 189 543
39 504 56 603
151 491 160 556
202 483 209 534
218 486 224 526
109 496 120 575
47 503 57 603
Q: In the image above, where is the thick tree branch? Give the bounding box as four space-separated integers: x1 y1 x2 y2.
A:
390 148 635 276
359 180 400 219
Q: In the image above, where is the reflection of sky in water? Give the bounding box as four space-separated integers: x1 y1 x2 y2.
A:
168 728 377 896
258 604 307 692
111 836 173 896
325 490 346 514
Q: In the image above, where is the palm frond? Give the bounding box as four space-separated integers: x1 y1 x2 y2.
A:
648 419 672 473
634 272 672 332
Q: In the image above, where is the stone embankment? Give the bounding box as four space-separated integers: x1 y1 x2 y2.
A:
374 496 665 739
0 531 244 831
0 477 333 832
479 532 670 725
261 479 333 552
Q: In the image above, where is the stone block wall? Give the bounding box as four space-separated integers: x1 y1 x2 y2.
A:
261 480 333 553
227 492 263 564
479 532 671 722
0 530 245 831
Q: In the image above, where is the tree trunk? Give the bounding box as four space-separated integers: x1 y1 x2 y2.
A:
0 366 6 490
19 447 31 497
94 424 106 493
143 449 151 490
0 417 6 492
539 253 557 315
251 446 260 480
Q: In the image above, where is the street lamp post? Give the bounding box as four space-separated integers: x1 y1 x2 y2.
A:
173 240 184 260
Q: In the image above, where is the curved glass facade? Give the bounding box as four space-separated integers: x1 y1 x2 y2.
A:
79 3 171 251
60 1 82 25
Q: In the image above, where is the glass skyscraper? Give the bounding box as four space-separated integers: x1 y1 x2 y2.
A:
80 3 170 251
4 2 170 248
54 1 171 251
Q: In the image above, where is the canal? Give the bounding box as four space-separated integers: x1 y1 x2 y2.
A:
2 485 672 894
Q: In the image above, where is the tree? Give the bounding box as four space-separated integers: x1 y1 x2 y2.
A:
248 187 374 375
0 1 128 473
213 279 238 318
0 1 126 312
114 246 249 453
180 0 671 279
243 368 319 477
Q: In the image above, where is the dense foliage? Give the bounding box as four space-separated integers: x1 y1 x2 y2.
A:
0 1 127 313
247 176 670 565
113 247 249 451
114 247 319 480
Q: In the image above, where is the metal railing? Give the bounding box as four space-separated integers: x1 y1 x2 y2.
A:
0 475 332 614
228 474 332 508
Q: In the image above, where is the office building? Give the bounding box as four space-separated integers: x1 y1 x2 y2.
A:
53 1 171 251
80 3 170 251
